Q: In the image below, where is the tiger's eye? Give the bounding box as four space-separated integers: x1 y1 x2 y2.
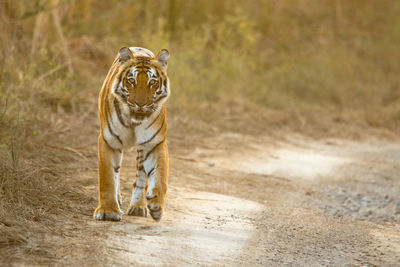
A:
149 80 158 86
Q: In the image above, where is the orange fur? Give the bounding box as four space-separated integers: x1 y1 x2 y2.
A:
94 47 170 221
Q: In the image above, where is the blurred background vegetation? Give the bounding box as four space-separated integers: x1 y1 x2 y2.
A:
1 0 399 132
0 0 399 254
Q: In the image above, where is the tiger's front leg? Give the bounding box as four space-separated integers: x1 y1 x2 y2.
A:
127 149 148 217
94 135 123 221
146 139 169 221
130 139 169 221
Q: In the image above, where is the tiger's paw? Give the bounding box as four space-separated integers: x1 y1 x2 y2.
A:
146 195 164 221
147 203 163 221
93 206 121 221
127 205 147 217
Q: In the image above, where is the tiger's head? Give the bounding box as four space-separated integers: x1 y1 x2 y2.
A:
112 47 170 123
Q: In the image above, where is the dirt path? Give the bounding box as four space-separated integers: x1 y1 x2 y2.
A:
61 133 400 266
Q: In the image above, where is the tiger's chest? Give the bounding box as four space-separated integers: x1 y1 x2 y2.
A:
102 106 162 150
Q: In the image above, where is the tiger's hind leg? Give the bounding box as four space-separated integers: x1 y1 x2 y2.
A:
127 149 148 217
94 135 123 221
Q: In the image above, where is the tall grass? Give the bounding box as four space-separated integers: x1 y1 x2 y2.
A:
1 1 399 131
70 0 400 130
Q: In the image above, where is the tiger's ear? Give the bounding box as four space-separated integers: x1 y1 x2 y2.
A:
156 49 169 67
118 47 134 63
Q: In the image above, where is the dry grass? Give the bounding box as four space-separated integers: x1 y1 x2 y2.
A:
1 1 399 133
0 0 399 262
0 97 96 262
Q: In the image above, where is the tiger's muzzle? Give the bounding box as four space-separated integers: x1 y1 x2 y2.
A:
128 101 154 121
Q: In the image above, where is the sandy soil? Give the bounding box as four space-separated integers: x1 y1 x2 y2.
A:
11 132 400 266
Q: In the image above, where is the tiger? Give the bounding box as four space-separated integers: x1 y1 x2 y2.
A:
93 46 170 222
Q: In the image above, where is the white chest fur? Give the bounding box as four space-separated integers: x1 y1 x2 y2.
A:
134 111 162 145
103 105 162 150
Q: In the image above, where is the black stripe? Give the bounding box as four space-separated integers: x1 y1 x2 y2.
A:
155 70 160 81
147 167 155 177
102 135 121 153
154 94 167 104
136 57 150 63
106 100 123 145
114 99 130 128
114 166 120 173
139 116 165 145
139 66 150 70
102 135 112 149
106 115 123 146
137 150 143 161
143 138 165 162
146 113 160 129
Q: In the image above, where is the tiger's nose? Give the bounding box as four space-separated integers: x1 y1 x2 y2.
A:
135 109 146 114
